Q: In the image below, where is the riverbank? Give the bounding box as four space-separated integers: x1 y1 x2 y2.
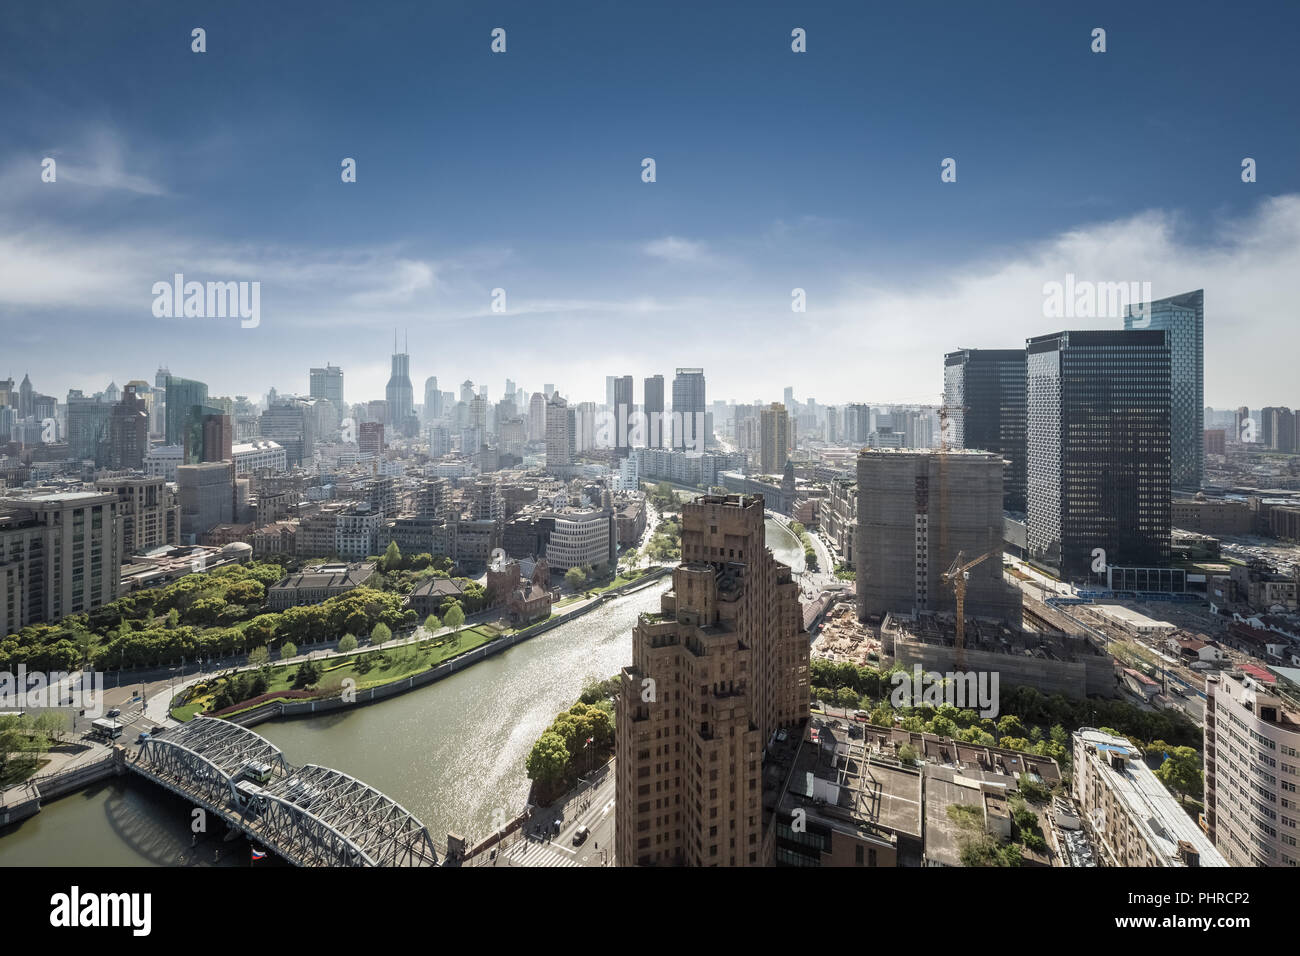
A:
203 566 672 729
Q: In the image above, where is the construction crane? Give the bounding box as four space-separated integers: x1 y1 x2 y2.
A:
943 548 1002 669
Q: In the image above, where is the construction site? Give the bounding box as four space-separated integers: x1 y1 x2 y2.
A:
812 600 882 665
880 611 1117 699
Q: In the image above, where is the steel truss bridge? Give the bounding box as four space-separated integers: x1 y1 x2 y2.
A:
130 716 440 867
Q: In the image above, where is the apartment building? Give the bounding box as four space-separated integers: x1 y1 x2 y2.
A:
1072 728 1226 867
615 494 809 866
0 491 122 632
1204 668 1300 866
94 475 179 555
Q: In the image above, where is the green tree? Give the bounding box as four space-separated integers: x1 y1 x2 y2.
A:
442 603 465 631
382 540 402 572
525 730 569 787
370 622 392 647
337 633 358 653
292 658 321 690
247 646 269 667
997 714 1027 739
564 566 587 591
423 613 441 633
280 641 297 660
1155 746 1203 804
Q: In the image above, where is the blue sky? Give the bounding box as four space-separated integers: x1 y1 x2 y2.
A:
2 0 1298 407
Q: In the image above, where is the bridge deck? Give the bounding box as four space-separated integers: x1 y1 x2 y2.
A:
131 716 439 867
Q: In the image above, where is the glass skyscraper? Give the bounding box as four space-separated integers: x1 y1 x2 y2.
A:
671 367 706 450
1026 330 1171 581
943 348 1027 513
1123 289 1203 490
163 375 208 447
386 338 414 432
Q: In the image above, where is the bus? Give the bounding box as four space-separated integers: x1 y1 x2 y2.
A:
242 761 273 785
90 718 123 739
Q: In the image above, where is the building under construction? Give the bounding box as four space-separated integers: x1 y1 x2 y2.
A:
856 448 1022 625
881 611 1116 699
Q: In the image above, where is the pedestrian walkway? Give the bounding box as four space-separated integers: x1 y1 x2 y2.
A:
504 838 578 867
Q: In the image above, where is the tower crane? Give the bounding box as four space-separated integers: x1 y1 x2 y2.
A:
943 547 1002 670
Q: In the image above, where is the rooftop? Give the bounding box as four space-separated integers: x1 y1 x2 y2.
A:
1074 728 1226 867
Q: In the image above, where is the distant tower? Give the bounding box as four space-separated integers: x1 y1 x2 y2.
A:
385 331 414 433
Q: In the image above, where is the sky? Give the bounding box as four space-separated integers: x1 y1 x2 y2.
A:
1 0 1298 409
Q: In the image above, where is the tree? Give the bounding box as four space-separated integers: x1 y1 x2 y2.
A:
382 540 402 572
247 646 269 667
525 731 569 787
292 658 321 690
423 613 441 633
997 714 1027 739
280 641 297 660
370 622 392 647
564 566 587 591
337 633 358 653
1155 746 1203 804
442 603 465 631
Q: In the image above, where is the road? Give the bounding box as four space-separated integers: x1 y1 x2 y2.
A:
490 760 617 867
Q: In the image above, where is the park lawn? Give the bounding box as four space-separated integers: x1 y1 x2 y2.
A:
170 701 206 722
173 627 499 720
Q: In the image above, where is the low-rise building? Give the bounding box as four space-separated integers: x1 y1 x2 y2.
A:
267 561 377 610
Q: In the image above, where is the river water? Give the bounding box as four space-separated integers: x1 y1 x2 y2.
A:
0 521 799 865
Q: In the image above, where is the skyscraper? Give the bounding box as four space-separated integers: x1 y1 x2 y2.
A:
1124 289 1203 489
856 449 1021 622
423 376 442 422
528 392 547 442
386 335 415 433
66 390 113 462
943 348 1027 513
672 367 706 450
615 494 809 866
164 375 208 448
545 395 572 474
309 364 344 405
760 402 790 474
643 374 665 448
1026 330 1171 580
612 374 634 457
107 385 150 469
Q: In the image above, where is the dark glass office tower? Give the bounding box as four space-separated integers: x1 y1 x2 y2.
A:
643 374 665 448
1123 289 1203 490
1026 330 1171 580
612 374 634 457
943 348 1026 513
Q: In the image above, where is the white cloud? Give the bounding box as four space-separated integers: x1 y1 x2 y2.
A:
643 236 711 263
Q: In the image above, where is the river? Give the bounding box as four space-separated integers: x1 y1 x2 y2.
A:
0 521 798 864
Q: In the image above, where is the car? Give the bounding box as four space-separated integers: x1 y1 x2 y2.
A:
106 707 121 718
136 732 151 744
572 825 590 846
